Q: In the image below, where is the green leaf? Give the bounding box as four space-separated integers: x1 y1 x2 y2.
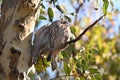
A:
89 48 100 54
76 68 81 74
87 54 91 59
40 8 45 14
48 0 57 4
35 19 40 26
70 26 76 33
40 3 45 9
110 0 114 7
48 7 54 22
79 66 85 74
76 62 85 74
39 15 47 20
34 57 50 73
64 63 71 75
61 50 70 59
81 59 86 65
103 0 109 14
89 68 99 74
28 70 36 80
64 15 71 22
94 73 103 80
91 76 95 80
58 53 63 59
56 5 65 13
70 13 75 16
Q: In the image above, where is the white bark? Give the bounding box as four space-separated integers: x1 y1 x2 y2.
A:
0 0 40 79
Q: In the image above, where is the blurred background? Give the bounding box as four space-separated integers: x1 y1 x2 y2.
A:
34 0 120 79
1 0 120 80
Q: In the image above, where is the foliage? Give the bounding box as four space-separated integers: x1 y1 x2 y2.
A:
103 0 109 14
48 7 54 22
29 0 120 80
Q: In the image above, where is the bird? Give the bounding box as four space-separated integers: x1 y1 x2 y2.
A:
32 20 71 71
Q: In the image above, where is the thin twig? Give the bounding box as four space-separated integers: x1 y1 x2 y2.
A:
65 14 105 45
50 73 84 80
49 74 76 80
74 3 83 25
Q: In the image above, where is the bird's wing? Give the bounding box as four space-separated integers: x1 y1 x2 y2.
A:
32 25 51 57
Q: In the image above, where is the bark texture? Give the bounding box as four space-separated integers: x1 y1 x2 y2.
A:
0 0 40 79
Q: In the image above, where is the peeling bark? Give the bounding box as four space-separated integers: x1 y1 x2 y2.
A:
0 0 40 79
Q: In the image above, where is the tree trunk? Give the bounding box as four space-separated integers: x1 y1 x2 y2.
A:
0 0 40 79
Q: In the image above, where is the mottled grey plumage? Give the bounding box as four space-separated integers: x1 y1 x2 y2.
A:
32 20 71 70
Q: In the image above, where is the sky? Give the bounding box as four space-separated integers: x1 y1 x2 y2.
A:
37 0 120 37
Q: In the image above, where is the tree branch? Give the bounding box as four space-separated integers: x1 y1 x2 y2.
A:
50 74 75 80
74 3 83 25
50 73 84 80
65 14 105 46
